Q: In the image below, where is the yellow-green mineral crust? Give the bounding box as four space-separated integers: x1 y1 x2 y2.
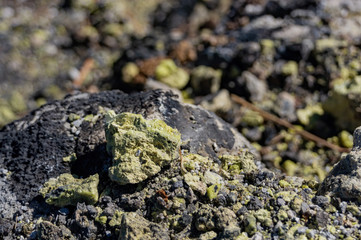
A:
220 152 257 175
105 111 181 185
155 59 189 89
40 173 99 207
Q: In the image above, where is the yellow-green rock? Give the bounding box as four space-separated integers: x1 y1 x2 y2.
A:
315 38 347 52
279 179 291 188
260 39 275 55
109 210 124 227
242 110 264 127
105 111 181 185
323 77 361 131
275 191 297 202
184 172 207 195
155 59 189 89
291 197 303 212
40 173 99 207
190 65 222 94
282 160 298 176
339 130 353 148
277 210 288 221
207 184 221 200
63 153 77 163
122 62 139 83
254 209 273 227
282 61 298 76
244 214 257 236
183 154 212 172
296 104 324 126
9 91 27 113
220 152 257 175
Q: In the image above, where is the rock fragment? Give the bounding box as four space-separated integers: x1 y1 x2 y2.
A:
318 126 361 202
105 111 181 185
40 173 99 207
119 212 170 240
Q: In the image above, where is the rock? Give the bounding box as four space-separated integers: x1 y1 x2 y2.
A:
318 126 361 202
39 173 99 207
119 212 170 240
238 71 267 102
220 153 258 175
155 59 189 89
272 25 311 43
322 77 361 131
194 205 216 232
244 214 257 236
296 103 324 126
199 89 233 117
207 184 222 200
36 221 75 240
274 92 297 122
184 172 207 195
190 65 222 95
105 112 181 185
314 210 329 228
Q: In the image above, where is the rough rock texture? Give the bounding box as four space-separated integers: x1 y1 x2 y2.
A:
0 89 255 220
105 112 181 185
119 212 170 240
40 173 99 207
318 126 361 202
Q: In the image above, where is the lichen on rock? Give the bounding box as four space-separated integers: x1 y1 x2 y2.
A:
220 152 257 175
40 173 99 207
105 111 181 185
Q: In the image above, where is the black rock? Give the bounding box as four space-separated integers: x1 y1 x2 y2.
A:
247 196 264 210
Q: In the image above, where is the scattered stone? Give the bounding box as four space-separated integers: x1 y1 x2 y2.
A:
155 59 189 89
36 221 75 240
39 173 99 207
119 212 170 240
191 66 222 95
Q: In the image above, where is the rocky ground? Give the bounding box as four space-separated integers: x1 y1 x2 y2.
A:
2 0 361 239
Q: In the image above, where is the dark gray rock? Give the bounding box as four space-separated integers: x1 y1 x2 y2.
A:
318 126 361 202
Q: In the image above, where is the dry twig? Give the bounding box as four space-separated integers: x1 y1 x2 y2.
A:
231 94 350 153
73 58 95 88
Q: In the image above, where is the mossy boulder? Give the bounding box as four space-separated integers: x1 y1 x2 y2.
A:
40 173 99 207
105 111 181 185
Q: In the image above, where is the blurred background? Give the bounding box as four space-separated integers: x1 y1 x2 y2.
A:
1 0 361 181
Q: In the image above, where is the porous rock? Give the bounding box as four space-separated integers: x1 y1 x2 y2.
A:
318 126 361 202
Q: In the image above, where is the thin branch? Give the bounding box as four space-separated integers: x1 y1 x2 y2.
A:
231 94 350 153
73 58 95 88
